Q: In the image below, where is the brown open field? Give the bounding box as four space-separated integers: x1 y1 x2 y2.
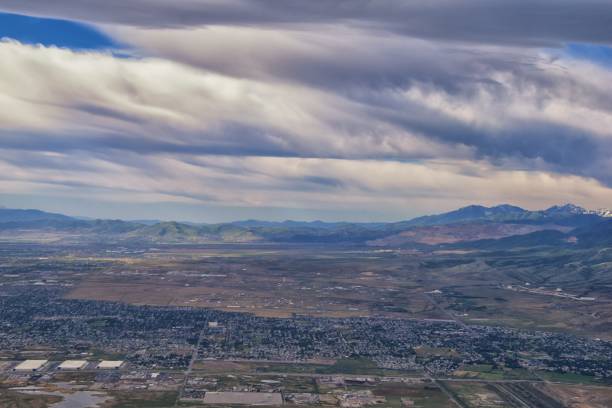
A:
64 246 445 319
432 285 612 338
66 279 438 319
540 383 612 408
444 381 509 407
370 381 456 408
57 244 612 338
0 390 62 408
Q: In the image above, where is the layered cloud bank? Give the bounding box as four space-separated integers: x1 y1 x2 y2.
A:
0 1 611 220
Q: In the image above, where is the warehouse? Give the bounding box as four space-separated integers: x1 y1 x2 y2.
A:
58 360 88 370
13 360 48 372
96 360 124 369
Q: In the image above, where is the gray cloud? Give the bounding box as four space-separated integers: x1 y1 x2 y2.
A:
2 1 612 46
2 147 612 221
97 24 612 186
2 38 612 187
1 3 612 219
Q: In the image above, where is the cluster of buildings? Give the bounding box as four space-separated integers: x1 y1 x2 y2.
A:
11 359 124 372
1 286 611 379
197 315 612 378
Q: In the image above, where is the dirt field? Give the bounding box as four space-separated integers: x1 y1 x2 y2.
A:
59 244 612 337
64 247 443 319
201 391 283 405
540 384 612 408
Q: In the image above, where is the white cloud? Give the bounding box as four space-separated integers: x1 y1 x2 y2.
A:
0 39 466 160
1 28 612 219
1 148 611 220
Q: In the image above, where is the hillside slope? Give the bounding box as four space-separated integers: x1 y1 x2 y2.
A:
0 204 610 247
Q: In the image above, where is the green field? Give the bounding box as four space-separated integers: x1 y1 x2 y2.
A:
453 364 538 381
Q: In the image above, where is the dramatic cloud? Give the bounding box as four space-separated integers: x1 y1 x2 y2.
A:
0 2 611 220
0 40 463 160
2 149 611 221
2 1 612 46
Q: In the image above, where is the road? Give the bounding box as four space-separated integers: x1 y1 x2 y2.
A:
421 293 474 333
174 328 205 407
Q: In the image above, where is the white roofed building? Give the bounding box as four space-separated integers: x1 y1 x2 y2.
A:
58 360 88 370
13 360 48 372
96 360 124 369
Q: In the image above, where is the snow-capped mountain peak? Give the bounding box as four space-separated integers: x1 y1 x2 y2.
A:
591 208 612 217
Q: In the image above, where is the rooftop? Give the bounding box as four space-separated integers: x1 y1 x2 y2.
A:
14 360 48 371
58 360 88 370
96 360 124 369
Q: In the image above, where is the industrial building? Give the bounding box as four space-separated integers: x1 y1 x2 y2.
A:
96 360 124 369
58 360 88 370
13 360 48 372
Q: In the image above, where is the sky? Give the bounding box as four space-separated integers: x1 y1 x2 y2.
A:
0 1 612 222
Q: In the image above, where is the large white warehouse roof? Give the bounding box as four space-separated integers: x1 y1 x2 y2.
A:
96 360 124 369
58 360 88 370
14 360 48 371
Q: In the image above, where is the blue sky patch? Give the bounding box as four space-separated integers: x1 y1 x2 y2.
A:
0 12 116 49
565 43 612 66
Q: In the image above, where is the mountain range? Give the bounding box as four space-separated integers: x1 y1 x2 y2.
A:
0 203 611 248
